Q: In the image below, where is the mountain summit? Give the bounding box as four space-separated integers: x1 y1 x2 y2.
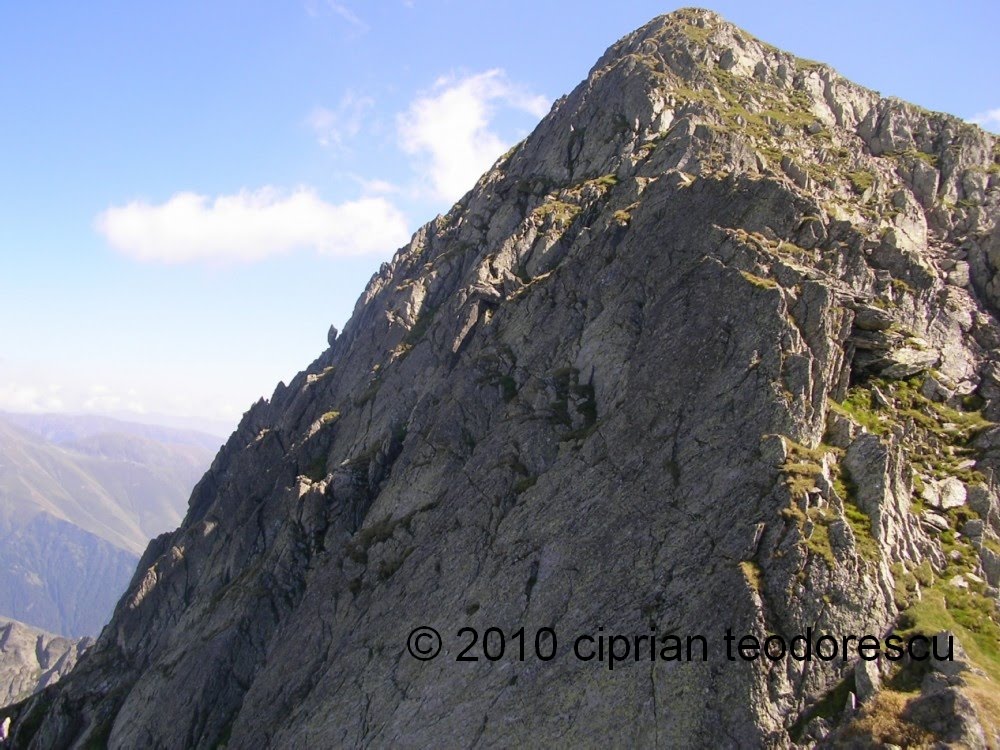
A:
4 9 999 748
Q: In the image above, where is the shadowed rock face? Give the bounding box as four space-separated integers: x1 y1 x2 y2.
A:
3 8 999 748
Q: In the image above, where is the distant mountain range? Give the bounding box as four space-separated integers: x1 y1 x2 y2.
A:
0 413 219 637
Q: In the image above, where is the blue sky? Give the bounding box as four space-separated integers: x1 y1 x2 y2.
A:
2 1 997 435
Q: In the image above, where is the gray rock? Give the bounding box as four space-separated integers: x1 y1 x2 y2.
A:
938 477 968 509
921 510 951 533
921 374 955 402
967 484 1000 531
927 631 975 680
854 659 881 703
871 384 891 408
825 410 858 449
904 687 987 749
800 716 831 742
979 541 1000 587
963 518 985 540
0 618 91 709
852 304 894 331
880 347 940 379
948 260 971 287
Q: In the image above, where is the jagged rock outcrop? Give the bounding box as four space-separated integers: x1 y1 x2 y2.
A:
0 619 91 710
3 8 998 748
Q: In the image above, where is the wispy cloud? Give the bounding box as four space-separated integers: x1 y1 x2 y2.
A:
970 107 1000 133
307 91 375 150
327 1 368 31
397 69 550 202
0 383 64 413
0 370 238 426
95 187 409 264
82 385 146 415
355 177 400 195
305 0 369 34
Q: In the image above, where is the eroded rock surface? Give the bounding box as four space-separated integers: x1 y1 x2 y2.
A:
0 619 90 710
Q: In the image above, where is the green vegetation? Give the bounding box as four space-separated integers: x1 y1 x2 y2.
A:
84 713 117 750
840 690 935 747
904 149 938 167
377 547 415 581
345 503 436 567
307 365 336 384
793 56 824 72
891 562 919 610
779 440 879 565
830 462 880 562
889 277 914 295
613 209 632 225
776 241 808 256
845 376 1000 735
739 561 763 593
498 140 523 164
826 375 1000 732
830 388 885 434
783 460 821 498
532 199 581 229
320 410 340 425
900 587 1000 683
833 377 990 486
680 22 712 45
635 139 659 158
740 270 778 290
780 501 836 568
591 173 618 189
847 169 875 194
894 571 1000 737
842 500 880 562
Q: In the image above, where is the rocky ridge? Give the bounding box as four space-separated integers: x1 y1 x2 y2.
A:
0 618 90 711
3 8 999 748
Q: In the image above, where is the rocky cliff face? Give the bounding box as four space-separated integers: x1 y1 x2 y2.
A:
0 618 90 710
3 8 998 748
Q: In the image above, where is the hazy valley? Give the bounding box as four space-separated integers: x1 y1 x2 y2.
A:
0 414 218 638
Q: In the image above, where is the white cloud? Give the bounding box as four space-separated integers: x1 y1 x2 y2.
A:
356 177 400 195
326 1 367 31
970 107 1000 132
95 187 410 264
0 366 244 428
0 384 64 413
82 386 146 415
307 92 375 149
397 69 550 202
